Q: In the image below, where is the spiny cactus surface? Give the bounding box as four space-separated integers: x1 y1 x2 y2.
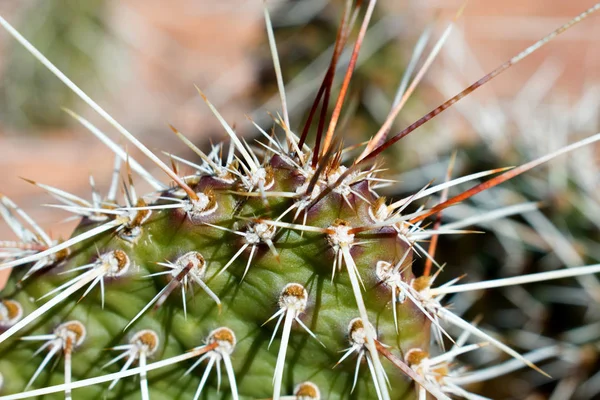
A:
1 150 426 400
1 2 600 400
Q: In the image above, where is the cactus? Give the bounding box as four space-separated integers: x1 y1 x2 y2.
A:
1 2 600 400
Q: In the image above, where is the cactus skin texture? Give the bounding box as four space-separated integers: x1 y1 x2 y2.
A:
2 2 600 400
0 156 426 399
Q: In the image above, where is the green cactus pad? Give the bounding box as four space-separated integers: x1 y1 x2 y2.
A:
0 153 428 400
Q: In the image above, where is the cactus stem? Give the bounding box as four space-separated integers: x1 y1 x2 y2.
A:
257 213 394 398
254 217 381 364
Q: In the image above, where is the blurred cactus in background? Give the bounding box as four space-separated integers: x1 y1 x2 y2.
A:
0 0 108 130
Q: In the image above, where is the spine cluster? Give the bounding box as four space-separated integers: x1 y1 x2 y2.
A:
0 2 600 400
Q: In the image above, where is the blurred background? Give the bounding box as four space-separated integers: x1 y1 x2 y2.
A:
1 1 600 398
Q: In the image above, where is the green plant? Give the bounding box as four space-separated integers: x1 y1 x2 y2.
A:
1 2 600 400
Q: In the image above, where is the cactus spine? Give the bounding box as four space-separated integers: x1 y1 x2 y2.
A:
1 2 600 400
